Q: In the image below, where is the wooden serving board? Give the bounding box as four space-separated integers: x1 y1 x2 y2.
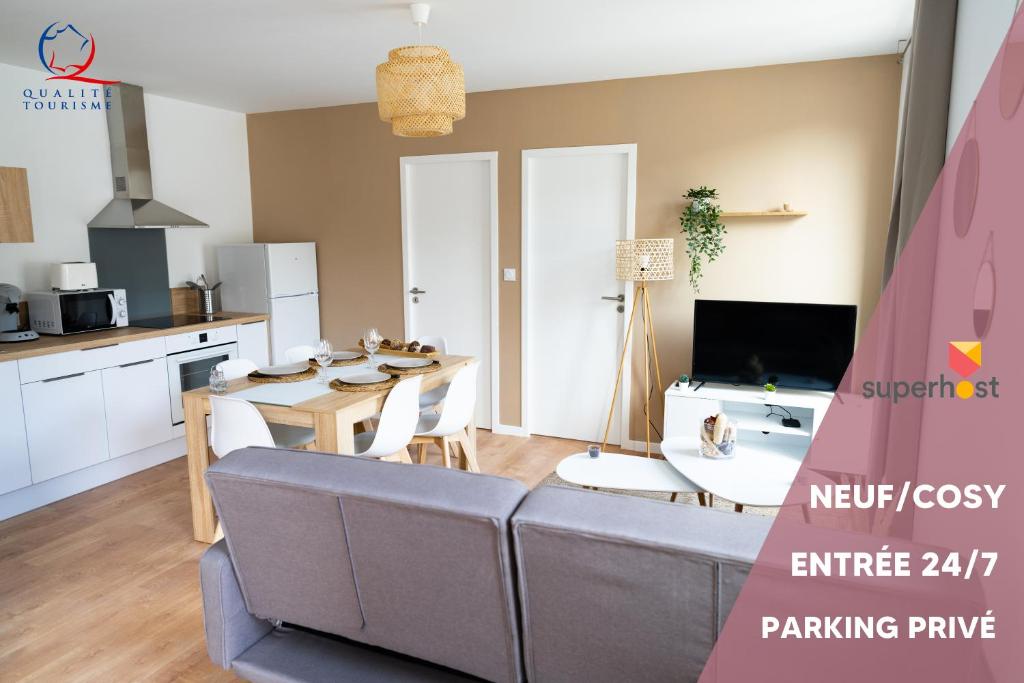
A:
352 345 439 359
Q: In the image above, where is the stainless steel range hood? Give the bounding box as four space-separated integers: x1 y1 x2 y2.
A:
88 83 207 229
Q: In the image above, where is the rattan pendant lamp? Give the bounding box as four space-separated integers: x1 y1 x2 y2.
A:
376 3 466 137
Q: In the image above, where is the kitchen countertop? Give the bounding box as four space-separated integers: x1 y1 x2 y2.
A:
0 312 268 362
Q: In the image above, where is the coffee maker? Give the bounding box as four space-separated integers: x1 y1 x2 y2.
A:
0 284 40 343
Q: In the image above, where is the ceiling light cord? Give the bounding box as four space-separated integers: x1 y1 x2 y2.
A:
410 2 430 45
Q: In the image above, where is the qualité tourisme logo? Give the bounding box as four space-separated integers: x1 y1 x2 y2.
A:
21 21 120 111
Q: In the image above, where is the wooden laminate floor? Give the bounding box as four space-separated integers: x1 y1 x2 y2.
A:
0 430 591 682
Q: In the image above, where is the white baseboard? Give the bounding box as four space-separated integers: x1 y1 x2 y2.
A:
491 423 529 437
0 438 185 522
620 439 663 455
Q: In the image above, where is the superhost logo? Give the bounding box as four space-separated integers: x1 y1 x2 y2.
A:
861 341 999 403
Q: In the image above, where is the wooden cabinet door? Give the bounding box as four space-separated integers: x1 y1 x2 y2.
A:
0 167 33 243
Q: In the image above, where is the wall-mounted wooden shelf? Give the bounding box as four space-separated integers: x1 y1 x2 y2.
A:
0 167 35 243
719 210 808 218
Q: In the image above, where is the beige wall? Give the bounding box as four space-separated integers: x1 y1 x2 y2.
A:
248 55 901 437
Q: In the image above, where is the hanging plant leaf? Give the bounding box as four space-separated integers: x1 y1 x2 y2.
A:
680 187 727 291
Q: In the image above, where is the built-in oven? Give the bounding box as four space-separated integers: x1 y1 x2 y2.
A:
165 326 238 425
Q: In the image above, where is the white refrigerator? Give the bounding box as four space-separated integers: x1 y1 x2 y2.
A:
217 243 320 364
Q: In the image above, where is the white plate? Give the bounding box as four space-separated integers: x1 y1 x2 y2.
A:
340 371 392 385
386 358 433 369
256 362 309 376
333 351 363 360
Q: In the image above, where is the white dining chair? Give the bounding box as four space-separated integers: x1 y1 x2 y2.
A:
207 395 278 542
341 376 422 462
284 345 318 363
214 358 316 449
416 335 450 410
411 362 480 471
419 335 447 354
209 395 276 456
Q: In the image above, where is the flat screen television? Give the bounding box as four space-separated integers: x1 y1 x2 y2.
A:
691 300 857 391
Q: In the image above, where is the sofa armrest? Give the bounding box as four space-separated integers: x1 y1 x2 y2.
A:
199 539 274 669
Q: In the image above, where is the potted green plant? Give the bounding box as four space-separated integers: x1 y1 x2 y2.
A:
680 186 727 291
763 382 777 400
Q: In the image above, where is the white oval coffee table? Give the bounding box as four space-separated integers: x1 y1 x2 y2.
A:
660 436 828 508
555 452 701 501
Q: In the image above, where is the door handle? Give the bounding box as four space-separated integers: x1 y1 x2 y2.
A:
119 358 155 368
601 294 625 302
42 372 85 383
409 288 427 295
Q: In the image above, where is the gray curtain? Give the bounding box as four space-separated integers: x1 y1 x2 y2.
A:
883 0 958 283
870 0 959 539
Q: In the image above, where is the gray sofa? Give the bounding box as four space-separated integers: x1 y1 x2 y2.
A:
201 447 771 682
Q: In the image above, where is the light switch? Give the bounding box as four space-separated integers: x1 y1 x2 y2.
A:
503 268 517 282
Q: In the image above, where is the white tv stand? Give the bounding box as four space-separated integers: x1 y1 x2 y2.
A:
664 381 833 460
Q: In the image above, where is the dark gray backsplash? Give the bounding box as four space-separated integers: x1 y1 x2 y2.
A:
88 228 171 321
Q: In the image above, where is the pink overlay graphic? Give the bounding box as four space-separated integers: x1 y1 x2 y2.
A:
701 8 1024 682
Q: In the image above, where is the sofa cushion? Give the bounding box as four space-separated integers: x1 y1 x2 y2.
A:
199 539 274 670
206 452 365 637
231 627 482 683
207 447 529 683
511 485 771 683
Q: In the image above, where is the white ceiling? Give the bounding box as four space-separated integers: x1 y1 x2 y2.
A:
0 0 914 113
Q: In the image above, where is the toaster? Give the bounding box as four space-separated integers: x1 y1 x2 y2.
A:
50 262 98 291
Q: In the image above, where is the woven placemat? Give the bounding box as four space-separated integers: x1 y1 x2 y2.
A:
308 355 367 368
330 377 400 392
248 367 318 384
377 361 441 377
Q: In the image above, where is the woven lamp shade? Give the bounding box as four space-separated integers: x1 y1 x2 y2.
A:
376 45 466 137
615 239 674 282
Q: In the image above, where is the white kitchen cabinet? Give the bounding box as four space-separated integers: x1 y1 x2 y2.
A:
22 371 109 483
0 361 31 495
18 337 166 384
102 358 173 458
236 320 270 367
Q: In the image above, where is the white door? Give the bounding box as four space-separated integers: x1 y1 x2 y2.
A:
266 243 319 297
524 145 636 444
269 294 321 364
102 358 173 458
22 370 109 482
401 152 497 428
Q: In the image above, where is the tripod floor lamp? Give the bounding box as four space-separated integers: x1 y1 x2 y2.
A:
602 238 674 458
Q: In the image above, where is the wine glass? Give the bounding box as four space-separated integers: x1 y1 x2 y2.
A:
314 339 333 384
362 328 382 370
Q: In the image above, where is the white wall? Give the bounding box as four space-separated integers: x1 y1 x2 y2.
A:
946 0 1019 152
147 92 253 286
0 62 252 292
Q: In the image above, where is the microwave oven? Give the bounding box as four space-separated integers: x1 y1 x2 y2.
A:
26 288 129 335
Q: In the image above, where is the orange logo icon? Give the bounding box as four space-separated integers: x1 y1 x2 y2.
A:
949 342 982 399
948 341 982 377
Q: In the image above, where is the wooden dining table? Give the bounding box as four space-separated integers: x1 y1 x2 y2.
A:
183 353 475 543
